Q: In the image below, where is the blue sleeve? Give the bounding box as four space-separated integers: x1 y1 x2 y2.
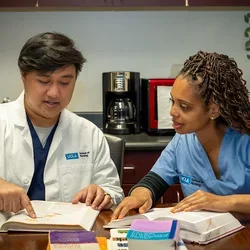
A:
247 138 250 167
151 133 180 186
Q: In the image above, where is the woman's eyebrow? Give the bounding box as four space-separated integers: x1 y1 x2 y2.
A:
170 93 194 106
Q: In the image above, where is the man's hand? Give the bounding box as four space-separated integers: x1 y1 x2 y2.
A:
72 184 113 211
171 190 230 213
111 187 153 220
0 179 36 218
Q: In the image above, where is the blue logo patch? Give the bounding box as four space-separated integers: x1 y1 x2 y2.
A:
65 152 79 160
180 174 191 185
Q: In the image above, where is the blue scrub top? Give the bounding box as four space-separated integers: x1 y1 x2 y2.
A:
151 127 250 197
27 116 59 200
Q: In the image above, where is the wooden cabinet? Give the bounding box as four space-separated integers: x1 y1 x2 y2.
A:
122 150 184 203
112 0 185 6
1 0 249 8
38 0 185 7
38 0 112 7
189 0 250 6
0 0 36 7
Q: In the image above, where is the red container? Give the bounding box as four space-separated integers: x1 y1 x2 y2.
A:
141 78 175 135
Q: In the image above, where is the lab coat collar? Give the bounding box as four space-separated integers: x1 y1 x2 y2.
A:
13 91 70 130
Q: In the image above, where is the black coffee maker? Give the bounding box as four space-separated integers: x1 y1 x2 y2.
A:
102 71 141 135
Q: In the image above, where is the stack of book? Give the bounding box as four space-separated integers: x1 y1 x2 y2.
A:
47 230 108 250
47 230 102 250
104 207 244 244
108 228 187 250
126 219 180 250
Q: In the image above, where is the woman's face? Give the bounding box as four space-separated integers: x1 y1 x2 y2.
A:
170 75 214 134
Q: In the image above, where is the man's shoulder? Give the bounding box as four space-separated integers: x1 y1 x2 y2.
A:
62 109 101 132
0 101 18 121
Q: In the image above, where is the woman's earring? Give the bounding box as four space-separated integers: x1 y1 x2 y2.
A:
210 117 214 120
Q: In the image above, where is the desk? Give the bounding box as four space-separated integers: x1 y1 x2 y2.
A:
1 207 250 250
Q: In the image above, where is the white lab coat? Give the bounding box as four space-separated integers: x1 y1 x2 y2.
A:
0 93 124 204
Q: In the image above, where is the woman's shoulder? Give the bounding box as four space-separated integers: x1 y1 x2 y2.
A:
168 132 197 151
226 127 250 150
226 127 250 145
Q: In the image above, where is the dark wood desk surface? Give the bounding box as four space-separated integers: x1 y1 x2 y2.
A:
1 206 250 250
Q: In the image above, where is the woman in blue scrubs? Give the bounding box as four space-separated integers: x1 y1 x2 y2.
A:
112 51 250 219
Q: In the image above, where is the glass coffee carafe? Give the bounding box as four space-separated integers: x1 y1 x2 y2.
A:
106 97 136 134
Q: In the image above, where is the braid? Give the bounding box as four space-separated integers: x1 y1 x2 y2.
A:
180 51 250 134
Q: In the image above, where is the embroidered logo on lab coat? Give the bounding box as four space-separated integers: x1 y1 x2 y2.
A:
65 152 79 160
79 151 90 158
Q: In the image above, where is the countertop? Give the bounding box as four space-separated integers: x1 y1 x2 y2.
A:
74 112 174 151
114 132 174 151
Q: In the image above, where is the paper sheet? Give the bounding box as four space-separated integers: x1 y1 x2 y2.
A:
157 86 172 129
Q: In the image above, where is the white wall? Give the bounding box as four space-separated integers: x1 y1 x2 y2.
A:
0 10 249 111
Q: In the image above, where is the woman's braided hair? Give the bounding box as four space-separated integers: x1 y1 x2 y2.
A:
179 51 250 134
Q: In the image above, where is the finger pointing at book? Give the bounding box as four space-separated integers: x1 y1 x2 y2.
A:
72 184 113 210
0 179 36 218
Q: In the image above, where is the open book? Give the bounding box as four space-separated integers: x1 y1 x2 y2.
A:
104 207 244 244
0 200 99 232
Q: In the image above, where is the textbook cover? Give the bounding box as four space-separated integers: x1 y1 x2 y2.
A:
126 219 180 250
48 230 100 250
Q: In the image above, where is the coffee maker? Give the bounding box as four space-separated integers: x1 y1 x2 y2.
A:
102 71 141 135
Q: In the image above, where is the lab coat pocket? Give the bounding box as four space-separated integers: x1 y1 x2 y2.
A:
59 164 94 202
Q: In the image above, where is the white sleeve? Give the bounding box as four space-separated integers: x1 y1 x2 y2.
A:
92 130 124 205
0 118 6 180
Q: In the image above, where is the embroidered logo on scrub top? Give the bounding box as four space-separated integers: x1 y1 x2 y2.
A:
179 174 203 187
65 152 79 160
180 174 191 184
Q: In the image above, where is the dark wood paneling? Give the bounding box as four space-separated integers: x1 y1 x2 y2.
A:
123 151 160 184
189 0 250 6
113 0 185 6
163 184 184 203
0 0 35 7
38 0 112 7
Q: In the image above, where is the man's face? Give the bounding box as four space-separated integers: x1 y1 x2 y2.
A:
22 64 77 126
170 75 213 134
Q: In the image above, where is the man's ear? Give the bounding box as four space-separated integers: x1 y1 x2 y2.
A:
208 102 220 120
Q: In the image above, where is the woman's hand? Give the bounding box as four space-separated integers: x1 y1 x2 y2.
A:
111 187 153 220
171 190 231 213
72 184 113 211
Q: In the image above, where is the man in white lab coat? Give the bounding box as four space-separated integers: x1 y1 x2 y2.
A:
0 32 124 218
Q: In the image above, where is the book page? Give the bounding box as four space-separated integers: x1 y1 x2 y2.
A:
104 208 174 228
103 214 146 228
180 220 244 244
0 212 11 232
3 201 99 231
145 208 224 223
149 208 239 234
143 207 174 220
